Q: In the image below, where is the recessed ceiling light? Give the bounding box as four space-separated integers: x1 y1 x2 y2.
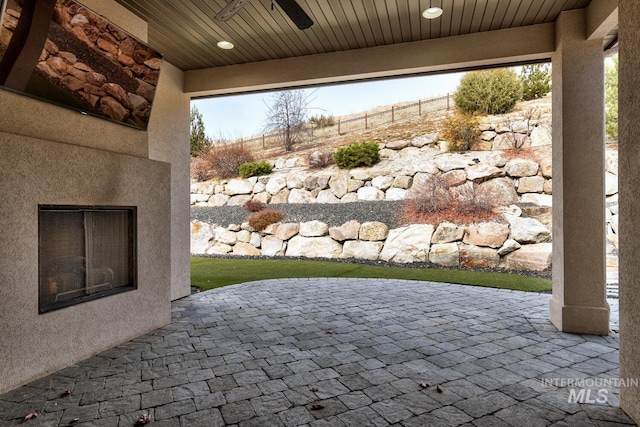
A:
217 40 235 50
422 7 443 19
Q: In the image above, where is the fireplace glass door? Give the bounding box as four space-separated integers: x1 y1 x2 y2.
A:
39 206 136 313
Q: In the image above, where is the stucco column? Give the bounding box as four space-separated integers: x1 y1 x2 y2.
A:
549 10 609 335
619 1 640 423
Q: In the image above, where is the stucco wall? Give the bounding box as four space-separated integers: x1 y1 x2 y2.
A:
149 62 191 301
0 132 171 395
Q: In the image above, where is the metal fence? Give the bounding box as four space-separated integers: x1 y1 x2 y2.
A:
225 93 453 152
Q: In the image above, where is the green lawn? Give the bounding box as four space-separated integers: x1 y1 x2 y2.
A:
191 256 551 293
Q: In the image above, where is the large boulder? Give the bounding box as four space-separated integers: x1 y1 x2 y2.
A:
329 221 360 241
274 223 300 240
359 222 389 241
459 244 500 268
357 187 385 201
261 236 285 256
191 221 213 254
432 222 465 243
316 189 340 203
266 176 287 194
386 188 408 200
233 242 261 256
372 176 394 190
463 222 509 248
504 158 539 177
505 214 551 243
288 188 316 204
476 178 518 206
429 243 459 267
286 236 342 258
380 224 434 263
342 241 383 260
517 176 545 194
213 226 237 245
299 220 329 237
465 164 504 181
225 179 254 195
505 243 552 271
329 172 350 198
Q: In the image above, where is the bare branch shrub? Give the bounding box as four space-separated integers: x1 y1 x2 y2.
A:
502 107 541 154
243 200 264 213
308 150 335 169
206 143 255 180
264 90 312 151
401 174 497 225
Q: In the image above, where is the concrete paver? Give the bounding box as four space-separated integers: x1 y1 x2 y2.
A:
0 278 635 426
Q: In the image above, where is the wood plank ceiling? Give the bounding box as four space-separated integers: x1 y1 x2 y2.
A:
114 0 595 71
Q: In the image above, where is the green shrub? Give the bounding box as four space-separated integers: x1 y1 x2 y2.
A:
605 54 618 140
248 209 284 231
333 142 380 169
239 161 273 178
439 112 481 151
454 68 523 115
520 64 551 101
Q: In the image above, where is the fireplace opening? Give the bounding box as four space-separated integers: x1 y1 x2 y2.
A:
39 206 137 313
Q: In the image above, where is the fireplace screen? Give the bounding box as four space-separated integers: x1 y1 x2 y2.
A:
39 206 136 313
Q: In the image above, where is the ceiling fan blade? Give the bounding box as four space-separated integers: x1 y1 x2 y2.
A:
214 0 252 22
275 0 314 30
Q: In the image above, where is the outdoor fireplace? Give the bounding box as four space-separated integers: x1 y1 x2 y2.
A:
38 206 137 313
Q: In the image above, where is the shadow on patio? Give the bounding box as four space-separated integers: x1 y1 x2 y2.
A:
0 278 634 426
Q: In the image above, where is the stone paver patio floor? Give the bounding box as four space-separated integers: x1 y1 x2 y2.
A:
0 278 635 426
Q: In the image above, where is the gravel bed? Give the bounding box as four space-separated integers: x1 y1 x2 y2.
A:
191 200 406 227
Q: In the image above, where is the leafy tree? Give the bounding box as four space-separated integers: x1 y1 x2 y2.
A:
520 64 551 101
605 54 618 140
454 68 523 115
190 106 210 157
264 90 311 151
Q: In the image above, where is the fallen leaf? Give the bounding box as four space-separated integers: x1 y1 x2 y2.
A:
419 382 430 389
310 387 319 392
70 417 80 423
311 404 325 410
23 412 38 421
325 330 334 334
62 389 73 396
436 385 443 393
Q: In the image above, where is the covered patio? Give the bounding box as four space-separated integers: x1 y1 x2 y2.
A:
0 278 633 425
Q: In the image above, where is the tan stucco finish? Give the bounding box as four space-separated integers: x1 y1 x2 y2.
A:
619 0 640 423
549 9 609 335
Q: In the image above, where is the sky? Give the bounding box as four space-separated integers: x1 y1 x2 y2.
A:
192 72 465 140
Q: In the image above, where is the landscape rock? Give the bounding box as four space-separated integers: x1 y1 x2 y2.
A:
432 222 465 243
429 243 460 267
380 224 434 263
392 176 413 189
476 178 519 206
342 241 383 260
466 164 504 181
227 195 252 206
266 176 287 194
214 226 237 245
287 175 304 189
357 187 385 201
504 158 539 177
386 188 408 200
504 214 551 243
520 194 553 206
288 188 316 204
411 133 438 147
504 243 552 271
271 189 290 204
459 244 500 268
304 175 330 191
261 236 285 256
359 222 389 241
606 172 618 196
250 232 261 247
463 222 509 248
440 170 467 187
517 176 545 194
236 230 251 243
341 193 359 203
497 239 521 256
226 179 254 195
191 221 213 254
316 189 340 203
329 221 360 241
286 236 342 258
299 220 329 237
348 179 365 192
435 154 470 172
207 242 232 255
275 223 300 240
329 172 350 198
372 176 394 190
233 242 261 256
386 140 411 150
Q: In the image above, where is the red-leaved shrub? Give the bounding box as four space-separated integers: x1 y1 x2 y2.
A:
248 210 284 231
